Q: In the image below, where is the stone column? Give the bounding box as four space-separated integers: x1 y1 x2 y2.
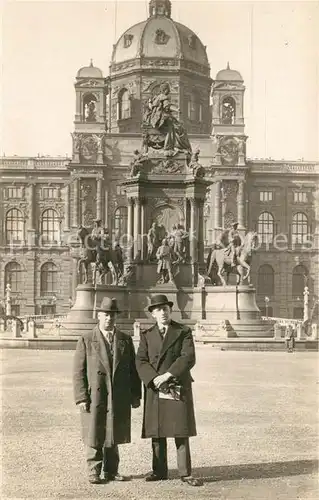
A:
5 284 11 316
104 188 109 229
183 198 188 228
28 183 35 231
75 91 81 121
127 197 134 262
96 178 102 220
214 180 222 243
197 200 205 264
64 184 70 231
215 181 221 228
140 199 146 260
189 198 197 262
72 178 79 228
134 198 142 259
237 180 245 228
72 257 78 299
27 183 36 247
303 286 309 322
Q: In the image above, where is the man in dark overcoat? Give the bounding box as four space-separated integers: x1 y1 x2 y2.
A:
73 297 141 484
135 294 203 487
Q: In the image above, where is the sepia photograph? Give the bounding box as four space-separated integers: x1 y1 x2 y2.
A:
1 0 318 498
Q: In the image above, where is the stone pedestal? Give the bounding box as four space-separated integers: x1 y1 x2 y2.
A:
12 319 21 338
28 320 36 339
193 285 274 338
61 284 97 336
311 323 318 340
274 323 283 339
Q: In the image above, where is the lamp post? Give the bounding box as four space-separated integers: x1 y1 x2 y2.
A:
264 296 270 318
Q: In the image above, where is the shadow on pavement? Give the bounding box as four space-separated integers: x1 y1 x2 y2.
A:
134 459 318 482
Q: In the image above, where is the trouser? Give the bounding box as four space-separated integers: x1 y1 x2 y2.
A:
86 444 119 477
152 437 191 478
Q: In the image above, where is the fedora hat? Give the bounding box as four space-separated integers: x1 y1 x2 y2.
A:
148 294 173 312
97 297 121 314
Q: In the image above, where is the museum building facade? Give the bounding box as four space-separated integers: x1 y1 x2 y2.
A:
0 0 318 319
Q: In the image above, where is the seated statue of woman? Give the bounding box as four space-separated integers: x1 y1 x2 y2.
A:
143 83 191 154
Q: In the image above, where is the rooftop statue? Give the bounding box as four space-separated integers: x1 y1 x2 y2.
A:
142 82 192 155
128 149 148 178
188 148 205 178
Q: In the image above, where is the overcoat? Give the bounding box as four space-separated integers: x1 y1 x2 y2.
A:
135 320 197 438
73 326 141 449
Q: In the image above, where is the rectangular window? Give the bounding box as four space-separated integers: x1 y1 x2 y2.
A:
6 187 22 198
293 192 307 203
42 187 58 199
116 185 126 196
11 305 20 317
41 305 56 316
259 191 273 202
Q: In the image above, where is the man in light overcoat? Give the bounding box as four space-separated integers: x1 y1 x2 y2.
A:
73 297 141 484
135 294 202 487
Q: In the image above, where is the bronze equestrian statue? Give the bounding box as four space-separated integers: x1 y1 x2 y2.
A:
207 230 258 286
77 224 119 285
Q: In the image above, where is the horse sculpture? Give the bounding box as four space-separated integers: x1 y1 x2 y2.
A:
207 231 258 286
77 226 119 285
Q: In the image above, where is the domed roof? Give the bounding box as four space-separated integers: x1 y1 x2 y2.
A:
111 1 209 69
215 63 243 81
76 60 103 79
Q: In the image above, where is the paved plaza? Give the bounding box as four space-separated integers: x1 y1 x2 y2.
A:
1 346 318 500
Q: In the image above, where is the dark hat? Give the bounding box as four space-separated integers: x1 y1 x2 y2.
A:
93 218 102 224
148 294 173 312
232 222 239 227
97 297 121 314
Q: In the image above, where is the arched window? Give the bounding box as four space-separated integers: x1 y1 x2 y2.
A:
292 265 308 298
118 89 130 120
40 262 58 294
113 206 128 239
257 212 274 244
221 97 236 124
41 209 60 244
292 212 308 244
5 208 24 244
188 92 197 121
5 262 22 293
257 264 275 297
83 93 97 122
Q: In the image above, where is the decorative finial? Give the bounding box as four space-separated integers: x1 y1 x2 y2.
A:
227 61 230 70
90 58 93 67
149 0 171 19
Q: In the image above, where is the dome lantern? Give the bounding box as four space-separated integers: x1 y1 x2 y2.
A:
149 0 172 18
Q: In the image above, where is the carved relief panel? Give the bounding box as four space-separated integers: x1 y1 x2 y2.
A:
221 180 238 227
80 179 97 226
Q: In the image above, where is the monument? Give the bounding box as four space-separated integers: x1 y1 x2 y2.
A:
62 81 272 340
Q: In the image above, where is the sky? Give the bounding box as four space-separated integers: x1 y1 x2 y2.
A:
1 0 319 160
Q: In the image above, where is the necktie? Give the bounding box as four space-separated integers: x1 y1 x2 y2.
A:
159 327 166 339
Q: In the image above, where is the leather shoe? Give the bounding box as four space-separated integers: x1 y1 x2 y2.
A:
181 476 203 486
107 473 131 482
88 475 102 484
145 472 168 482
